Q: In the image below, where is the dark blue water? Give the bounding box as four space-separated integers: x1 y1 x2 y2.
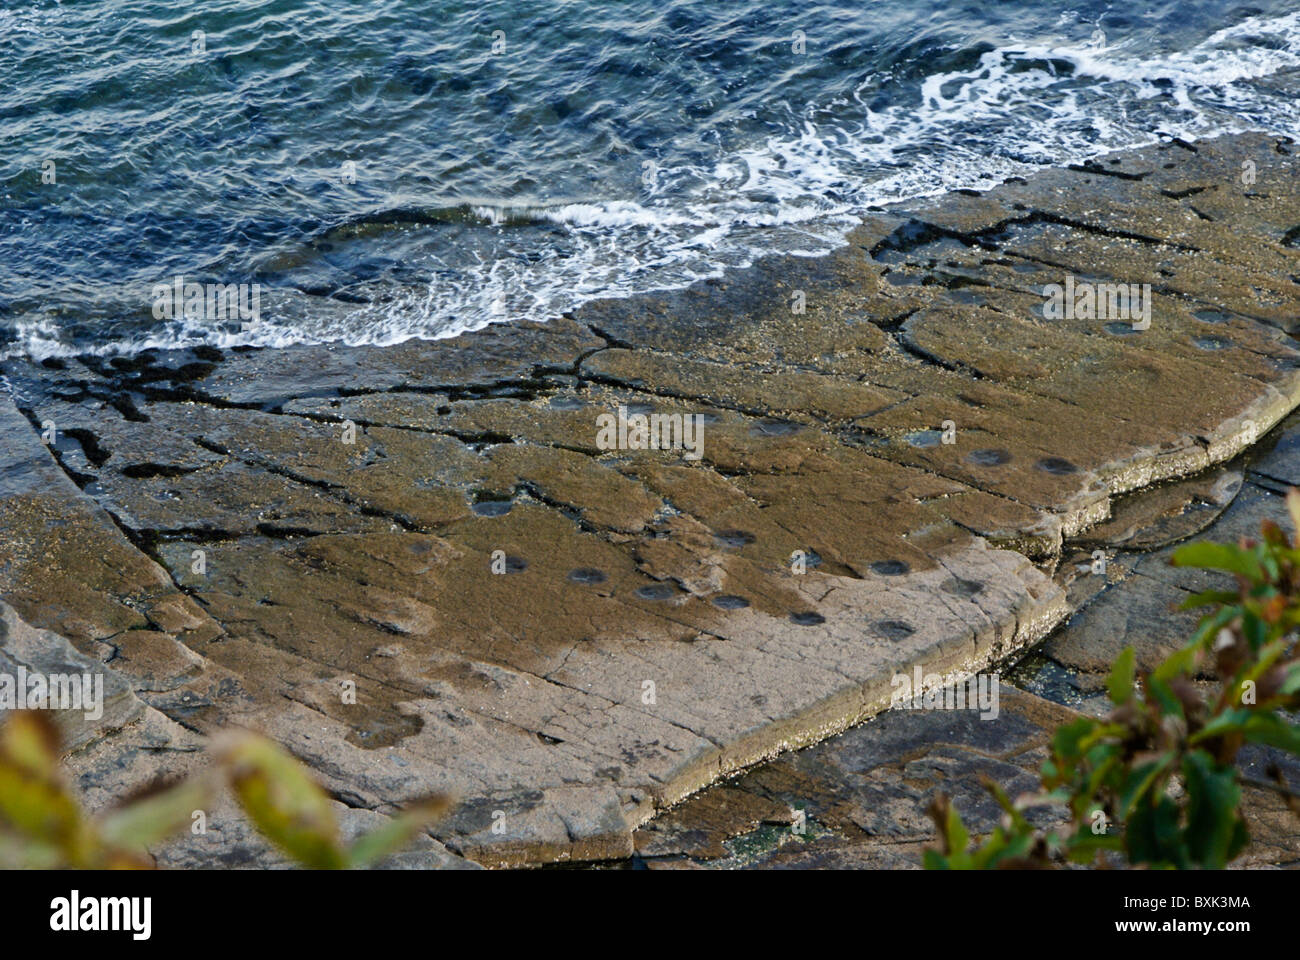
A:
2 1 1298 358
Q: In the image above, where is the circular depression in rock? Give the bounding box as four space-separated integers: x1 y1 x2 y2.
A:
751 419 803 437
905 430 943 448
874 619 915 641
789 611 825 626
941 577 985 597
472 500 514 517
1193 309 1233 324
567 568 607 585
870 560 910 576
712 595 750 610
798 549 823 568
548 395 586 411
1194 335 1233 351
502 556 528 574
967 448 1012 467
1035 456 1078 475
1104 321 1138 336
714 529 756 550
636 583 678 601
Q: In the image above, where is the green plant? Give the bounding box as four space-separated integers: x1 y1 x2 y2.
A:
0 711 451 869
213 728 451 869
926 491 1300 869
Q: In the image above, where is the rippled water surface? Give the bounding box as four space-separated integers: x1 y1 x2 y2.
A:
3 0 1299 357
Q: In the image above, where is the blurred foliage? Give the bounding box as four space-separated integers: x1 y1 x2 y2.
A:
0 713 450 869
927 490 1300 869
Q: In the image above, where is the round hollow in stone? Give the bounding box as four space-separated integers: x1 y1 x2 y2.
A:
567 568 607 585
1104 321 1138 336
751 419 802 437
714 529 756 549
1194 335 1233 351
905 430 943 448
875 619 915 641
789 611 825 626
942 576 984 597
636 583 677 601
712 595 750 610
967 448 1012 466
472 500 513 517
1035 456 1078 475
871 559 910 576
1193 309 1233 324
503 556 527 574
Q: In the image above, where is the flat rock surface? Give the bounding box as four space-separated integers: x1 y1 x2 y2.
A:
629 685 1299 870
2 132 1299 865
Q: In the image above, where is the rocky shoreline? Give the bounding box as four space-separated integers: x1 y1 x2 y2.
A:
2 131 1299 867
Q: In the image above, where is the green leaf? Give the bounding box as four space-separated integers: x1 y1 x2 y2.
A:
1170 541 1262 579
98 778 210 857
922 849 952 870
1182 751 1245 869
1281 662 1300 696
1241 609 1268 652
1151 643 1200 684
1177 590 1242 611
346 795 453 869
214 731 347 870
1239 712 1300 753
0 712 95 865
1145 675 1184 721
1118 755 1173 819
1180 606 1239 657
1127 794 1185 868
1064 827 1124 864
1108 647 1137 705
1052 717 1103 764
1191 708 1255 745
942 802 970 856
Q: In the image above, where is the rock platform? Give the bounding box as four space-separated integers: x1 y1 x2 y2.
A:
2 131 1299 866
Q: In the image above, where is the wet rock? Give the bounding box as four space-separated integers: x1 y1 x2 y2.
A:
634 787 795 859
630 687 1076 869
1074 466 1243 550
2 131 1299 867
1041 573 1198 692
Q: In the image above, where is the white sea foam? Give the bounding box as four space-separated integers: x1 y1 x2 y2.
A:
10 12 1300 360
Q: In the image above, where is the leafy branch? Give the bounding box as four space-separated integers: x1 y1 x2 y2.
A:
926 490 1300 869
0 711 451 869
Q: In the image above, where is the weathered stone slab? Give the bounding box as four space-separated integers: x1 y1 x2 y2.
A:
2 131 1299 867
630 683 1300 869
0 601 144 752
630 686 1077 868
